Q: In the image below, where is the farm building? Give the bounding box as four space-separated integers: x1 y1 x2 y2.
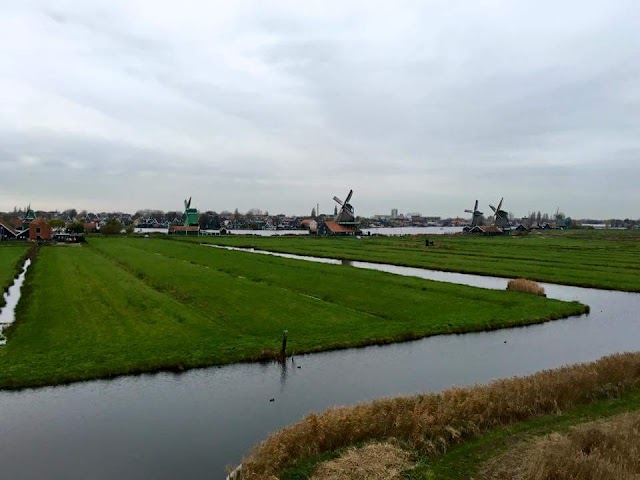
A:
468 225 505 236
318 220 360 236
29 217 52 242
300 219 318 233
0 223 18 241
168 225 200 235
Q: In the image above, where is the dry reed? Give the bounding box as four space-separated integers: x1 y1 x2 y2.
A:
310 442 413 480
482 411 640 479
238 352 640 479
507 278 545 296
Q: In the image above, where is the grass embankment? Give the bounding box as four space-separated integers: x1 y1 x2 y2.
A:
238 352 640 479
0 239 585 389
409 388 640 479
0 244 31 308
304 391 640 480
188 229 640 291
482 410 640 479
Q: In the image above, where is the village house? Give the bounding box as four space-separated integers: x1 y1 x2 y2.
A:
300 218 318 233
29 217 53 242
318 220 360 236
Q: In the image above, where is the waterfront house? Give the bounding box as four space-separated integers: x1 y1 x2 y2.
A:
318 220 360 236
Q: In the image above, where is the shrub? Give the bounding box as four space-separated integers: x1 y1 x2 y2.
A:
507 278 545 296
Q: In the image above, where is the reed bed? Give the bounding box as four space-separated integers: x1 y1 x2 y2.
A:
507 278 545 296
482 410 640 479
239 352 640 479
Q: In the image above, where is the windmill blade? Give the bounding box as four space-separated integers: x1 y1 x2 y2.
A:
496 197 504 212
474 199 478 211
489 204 497 213
333 196 344 206
344 189 353 204
464 209 474 214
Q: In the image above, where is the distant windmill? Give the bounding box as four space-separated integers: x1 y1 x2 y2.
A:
182 196 199 227
554 207 565 223
464 199 484 228
333 189 356 224
489 197 510 228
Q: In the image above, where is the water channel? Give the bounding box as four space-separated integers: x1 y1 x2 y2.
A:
0 259 31 344
0 249 638 479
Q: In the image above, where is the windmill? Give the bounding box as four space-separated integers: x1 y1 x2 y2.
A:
489 197 510 228
333 189 356 224
182 196 199 227
464 199 484 228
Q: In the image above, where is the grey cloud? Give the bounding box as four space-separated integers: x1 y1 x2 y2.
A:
1 0 639 218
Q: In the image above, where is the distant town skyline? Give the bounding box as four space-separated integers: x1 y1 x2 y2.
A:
2 1 639 218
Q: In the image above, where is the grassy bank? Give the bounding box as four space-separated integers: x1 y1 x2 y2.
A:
481 409 640 479
187 229 640 291
0 239 585 389
289 390 640 479
0 244 31 308
239 352 640 479
409 388 640 479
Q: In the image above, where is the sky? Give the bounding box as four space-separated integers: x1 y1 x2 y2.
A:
1 0 639 218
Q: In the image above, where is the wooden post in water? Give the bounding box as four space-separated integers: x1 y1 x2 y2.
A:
280 329 288 361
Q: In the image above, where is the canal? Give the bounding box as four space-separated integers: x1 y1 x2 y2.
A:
0 250 638 479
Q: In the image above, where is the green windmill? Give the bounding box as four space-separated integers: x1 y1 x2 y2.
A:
183 197 199 227
22 204 37 230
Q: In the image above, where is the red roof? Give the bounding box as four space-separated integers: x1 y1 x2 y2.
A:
168 225 199 232
322 220 359 234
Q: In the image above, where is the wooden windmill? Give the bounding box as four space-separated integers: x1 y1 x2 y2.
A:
318 189 360 236
489 197 510 228
464 199 484 228
333 189 356 224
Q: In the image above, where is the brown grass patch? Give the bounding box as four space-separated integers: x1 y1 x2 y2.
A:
507 278 545 296
482 411 640 479
238 352 640 479
311 442 413 480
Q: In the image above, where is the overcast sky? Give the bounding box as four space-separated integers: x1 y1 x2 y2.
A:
1 0 638 218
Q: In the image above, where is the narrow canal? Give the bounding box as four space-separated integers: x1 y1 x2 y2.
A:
0 250 638 479
0 259 31 344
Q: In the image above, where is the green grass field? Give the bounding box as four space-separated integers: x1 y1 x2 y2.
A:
0 244 30 308
0 238 585 389
187 229 640 291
